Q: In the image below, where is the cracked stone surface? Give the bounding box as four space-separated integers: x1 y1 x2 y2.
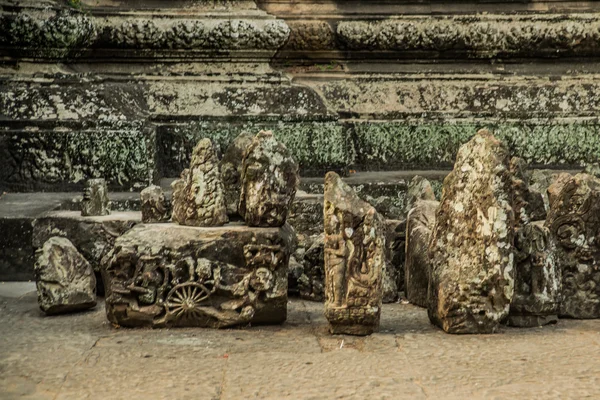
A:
1 283 600 399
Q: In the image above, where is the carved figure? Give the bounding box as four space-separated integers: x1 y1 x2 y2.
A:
81 178 110 216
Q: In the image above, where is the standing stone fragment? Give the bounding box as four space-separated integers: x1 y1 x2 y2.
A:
510 157 546 225
171 139 228 227
220 131 255 217
547 172 573 210
324 172 385 335
386 219 407 295
81 178 110 216
508 222 560 327
428 129 515 334
239 130 299 227
35 237 97 315
546 173 600 319
404 175 436 215
405 200 439 308
140 185 170 223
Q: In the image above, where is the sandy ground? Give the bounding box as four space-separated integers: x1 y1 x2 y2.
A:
1 282 599 400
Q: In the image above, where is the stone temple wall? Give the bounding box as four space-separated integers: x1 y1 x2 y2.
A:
2 0 600 191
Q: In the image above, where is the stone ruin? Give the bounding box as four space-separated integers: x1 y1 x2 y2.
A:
25 126 600 336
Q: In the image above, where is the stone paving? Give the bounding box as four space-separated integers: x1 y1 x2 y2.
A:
1 282 600 399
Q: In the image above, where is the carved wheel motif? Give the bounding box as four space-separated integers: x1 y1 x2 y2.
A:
165 282 211 321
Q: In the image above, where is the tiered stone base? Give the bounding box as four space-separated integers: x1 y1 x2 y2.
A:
325 307 380 336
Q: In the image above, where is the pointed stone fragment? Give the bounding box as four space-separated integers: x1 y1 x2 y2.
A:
547 172 572 210
81 178 110 216
324 172 385 335
508 222 560 327
405 200 439 308
428 129 515 334
171 139 228 227
140 185 170 223
220 131 255 217
545 173 600 319
239 131 299 227
35 237 97 315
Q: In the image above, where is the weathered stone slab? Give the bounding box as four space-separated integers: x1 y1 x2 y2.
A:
385 219 406 296
81 179 110 217
405 200 439 308
428 130 515 334
547 172 573 210
297 234 325 302
239 130 299 227
35 237 96 315
102 223 293 328
324 172 384 335
546 173 600 319
510 157 546 225
220 131 255 217
140 185 170 223
508 222 560 327
171 139 228 227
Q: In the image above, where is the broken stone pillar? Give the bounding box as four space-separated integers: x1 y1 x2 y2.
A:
140 185 170 223
545 173 600 319
404 176 436 215
297 234 325 301
239 130 299 227
428 129 515 334
102 222 294 328
405 200 439 308
81 178 110 217
510 157 546 225
35 237 97 315
171 139 228 227
220 131 255 218
508 222 560 327
323 172 385 335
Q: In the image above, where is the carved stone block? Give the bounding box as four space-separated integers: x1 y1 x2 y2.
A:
171 139 228 227
546 173 600 319
428 130 515 334
102 223 293 328
239 130 299 227
140 185 170 223
405 200 439 308
508 222 560 327
81 178 110 217
35 237 96 315
324 172 385 335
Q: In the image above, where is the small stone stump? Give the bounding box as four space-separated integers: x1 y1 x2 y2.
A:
239 130 299 227
81 178 110 216
171 139 228 227
102 223 294 328
140 185 170 223
35 237 97 315
508 222 559 327
323 172 385 335
428 129 515 334
546 173 600 319
405 200 439 308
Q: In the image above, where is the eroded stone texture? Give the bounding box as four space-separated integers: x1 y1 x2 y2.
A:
140 185 170 223
386 219 406 296
103 223 293 328
297 234 325 302
405 176 436 215
547 173 573 210
81 179 110 217
220 131 255 217
510 157 546 226
239 131 299 227
171 139 228 227
324 172 384 335
35 237 96 315
428 130 515 334
546 173 600 319
405 200 439 308
508 222 560 327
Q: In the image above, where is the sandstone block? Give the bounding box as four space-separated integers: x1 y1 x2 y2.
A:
140 185 170 223
81 178 110 216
